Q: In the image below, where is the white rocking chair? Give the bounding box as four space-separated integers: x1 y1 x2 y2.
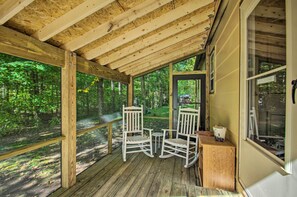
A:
160 107 200 168
122 105 154 162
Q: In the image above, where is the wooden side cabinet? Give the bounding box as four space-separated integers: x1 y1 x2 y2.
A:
198 134 235 191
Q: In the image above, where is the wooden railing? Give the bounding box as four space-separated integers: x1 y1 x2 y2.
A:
77 118 122 154
0 136 65 161
0 118 123 161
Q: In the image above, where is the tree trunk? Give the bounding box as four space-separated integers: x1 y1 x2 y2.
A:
111 81 115 112
141 76 146 112
98 78 104 119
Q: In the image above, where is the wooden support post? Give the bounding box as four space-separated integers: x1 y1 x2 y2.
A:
169 63 173 138
108 123 112 154
128 76 133 106
61 51 77 188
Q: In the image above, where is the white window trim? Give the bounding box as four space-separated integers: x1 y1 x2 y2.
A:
240 0 292 174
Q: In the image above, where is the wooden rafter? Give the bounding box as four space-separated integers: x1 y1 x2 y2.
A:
84 0 213 60
129 46 200 76
109 28 207 70
124 38 203 75
118 36 203 73
98 7 213 65
62 0 173 51
0 26 129 84
32 0 115 41
0 0 34 25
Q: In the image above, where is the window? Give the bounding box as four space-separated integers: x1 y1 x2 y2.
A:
209 48 215 93
243 0 286 163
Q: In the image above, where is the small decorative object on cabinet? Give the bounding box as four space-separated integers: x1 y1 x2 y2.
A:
197 132 235 191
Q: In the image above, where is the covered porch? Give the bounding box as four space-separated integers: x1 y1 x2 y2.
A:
1 0 296 196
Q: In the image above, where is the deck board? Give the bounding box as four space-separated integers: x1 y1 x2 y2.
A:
50 148 241 197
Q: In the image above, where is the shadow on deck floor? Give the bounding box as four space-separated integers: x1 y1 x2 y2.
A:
50 148 241 197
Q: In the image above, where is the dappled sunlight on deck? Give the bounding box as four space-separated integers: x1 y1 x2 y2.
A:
50 148 241 197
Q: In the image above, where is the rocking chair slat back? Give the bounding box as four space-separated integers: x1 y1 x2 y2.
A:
123 105 143 132
177 107 200 135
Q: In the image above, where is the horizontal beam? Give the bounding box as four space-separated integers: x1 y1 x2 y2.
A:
32 0 115 41
62 0 173 51
98 8 213 65
77 57 129 84
109 24 208 69
0 136 65 161
0 26 129 84
84 0 213 60
0 25 65 67
0 0 34 25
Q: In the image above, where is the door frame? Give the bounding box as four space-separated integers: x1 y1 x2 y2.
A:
172 74 206 130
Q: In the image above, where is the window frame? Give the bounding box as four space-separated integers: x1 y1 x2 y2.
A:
240 0 292 173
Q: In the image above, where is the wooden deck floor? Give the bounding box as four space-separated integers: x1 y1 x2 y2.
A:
50 148 241 197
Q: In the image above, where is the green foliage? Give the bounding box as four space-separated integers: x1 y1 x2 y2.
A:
0 53 61 136
173 57 196 72
134 67 169 115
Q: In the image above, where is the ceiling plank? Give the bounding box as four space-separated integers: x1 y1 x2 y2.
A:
132 51 200 77
84 0 213 60
109 26 208 69
32 0 115 41
62 0 173 51
0 0 35 25
118 35 203 72
98 8 213 65
129 46 200 76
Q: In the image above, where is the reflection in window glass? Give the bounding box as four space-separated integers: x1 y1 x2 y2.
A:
0 143 61 196
0 53 61 153
246 0 286 160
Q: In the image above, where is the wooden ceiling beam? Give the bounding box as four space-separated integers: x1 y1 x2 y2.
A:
0 26 129 84
129 46 200 76
108 24 209 69
118 36 203 73
62 0 173 51
0 0 35 25
32 0 115 41
99 9 213 65
84 0 213 60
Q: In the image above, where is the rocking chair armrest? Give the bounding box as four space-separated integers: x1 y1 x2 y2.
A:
178 133 198 142
143 128 153 132
161 129 177 133
143 128 153 137
161 129 177 139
